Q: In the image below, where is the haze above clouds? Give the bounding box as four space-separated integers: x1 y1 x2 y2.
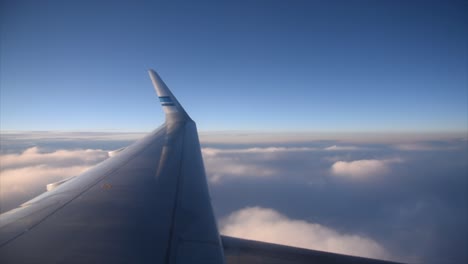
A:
0 132 467 263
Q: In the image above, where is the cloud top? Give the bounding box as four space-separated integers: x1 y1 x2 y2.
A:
330 158 401 179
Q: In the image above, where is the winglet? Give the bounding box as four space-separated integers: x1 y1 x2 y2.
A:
148 69 191 122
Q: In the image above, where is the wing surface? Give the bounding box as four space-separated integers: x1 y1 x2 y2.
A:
222 236 403 264
0 70 224 263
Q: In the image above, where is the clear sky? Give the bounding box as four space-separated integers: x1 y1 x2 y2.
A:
1 0 467 132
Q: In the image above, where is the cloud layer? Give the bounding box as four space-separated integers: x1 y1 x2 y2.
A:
221 207 391 260
1 133 466 263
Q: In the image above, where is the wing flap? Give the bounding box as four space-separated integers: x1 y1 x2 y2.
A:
221 236 404 264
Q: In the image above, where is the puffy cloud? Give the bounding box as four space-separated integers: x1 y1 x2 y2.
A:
220 207 391 260
330 158 401 179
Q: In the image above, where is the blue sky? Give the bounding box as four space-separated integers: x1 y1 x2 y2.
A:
1 0 467 132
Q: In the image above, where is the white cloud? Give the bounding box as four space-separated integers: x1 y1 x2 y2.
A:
324 145 361 151
330 158 401 179
220 207 391 260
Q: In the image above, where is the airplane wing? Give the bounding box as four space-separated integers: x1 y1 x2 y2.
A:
0 70 223 263
0 70 403 264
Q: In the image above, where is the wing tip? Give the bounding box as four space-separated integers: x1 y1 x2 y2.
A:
148 69 167 97
148 69 191 122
